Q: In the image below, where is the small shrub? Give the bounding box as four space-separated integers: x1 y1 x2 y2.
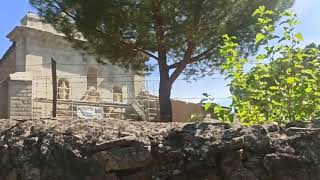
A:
215 6 320 125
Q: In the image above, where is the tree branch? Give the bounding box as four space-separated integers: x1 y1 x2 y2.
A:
191 47 216 61
168 42 195 85
53 0 77 20
168 0 204 85
168 47 216 69
168 61 183 69
134 48 159 61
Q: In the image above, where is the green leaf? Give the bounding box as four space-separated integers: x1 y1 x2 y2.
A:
252 9 261 16
281 10 294 17
214 106 222 112
265 10 274 15
252 5 266 16
222 34 230 40
269 86 278 90
272 100 282 106
305 87 312 93
286 77 295 84
256 33 265 44
297 53 303 60
256 54 267 60
301 69 314 75
259 6 266 13
294 33 304 41
290 19 300 26
204 102 212 111
202 93 210 97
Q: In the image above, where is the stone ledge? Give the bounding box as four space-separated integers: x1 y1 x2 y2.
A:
9 72 33 81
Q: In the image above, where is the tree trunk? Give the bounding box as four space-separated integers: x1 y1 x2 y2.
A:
159 67 173 122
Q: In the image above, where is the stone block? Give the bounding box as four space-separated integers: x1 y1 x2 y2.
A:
8 75 33 119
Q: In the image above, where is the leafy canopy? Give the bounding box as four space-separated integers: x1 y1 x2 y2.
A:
29 0 294 76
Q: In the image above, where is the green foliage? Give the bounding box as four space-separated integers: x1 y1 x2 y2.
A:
212 105 234 123
188 113 204 123
219 6 320 125
201 93 234 124
29 0 294 74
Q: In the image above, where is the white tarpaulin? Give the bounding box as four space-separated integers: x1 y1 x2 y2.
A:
76 106 103 120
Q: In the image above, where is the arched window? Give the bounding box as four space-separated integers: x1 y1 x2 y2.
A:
58 78 70 99
113 87 123 102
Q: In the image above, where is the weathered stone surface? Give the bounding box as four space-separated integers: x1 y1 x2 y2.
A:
1 119 320 180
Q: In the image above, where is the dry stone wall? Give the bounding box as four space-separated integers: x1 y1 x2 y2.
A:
0 119 320 180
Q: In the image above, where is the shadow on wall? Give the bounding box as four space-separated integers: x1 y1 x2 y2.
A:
0 79 9 119
172 100 204 122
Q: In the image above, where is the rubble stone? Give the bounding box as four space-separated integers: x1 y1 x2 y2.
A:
0 119 320 180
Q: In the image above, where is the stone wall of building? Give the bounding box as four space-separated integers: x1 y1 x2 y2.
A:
1 119 320 180
22 30 135 118
22 29 135 102
0 45 16 119
0 45 16 82
11 12 144 102
7 73 33 120
0 80 9 119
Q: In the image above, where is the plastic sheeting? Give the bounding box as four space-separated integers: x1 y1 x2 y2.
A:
76 106 103 120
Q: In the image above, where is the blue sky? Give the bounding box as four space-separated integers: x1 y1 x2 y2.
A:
1 0 320 105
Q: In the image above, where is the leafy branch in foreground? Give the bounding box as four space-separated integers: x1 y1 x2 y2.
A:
208 6 320 125
201 93 234 123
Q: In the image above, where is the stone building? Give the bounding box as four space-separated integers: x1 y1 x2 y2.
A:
0 12 146 120
0 12 205 121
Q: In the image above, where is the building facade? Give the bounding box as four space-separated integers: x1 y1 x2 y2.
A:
0 13 146 120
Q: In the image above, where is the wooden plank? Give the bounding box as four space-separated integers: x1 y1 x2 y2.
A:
51 58 57 118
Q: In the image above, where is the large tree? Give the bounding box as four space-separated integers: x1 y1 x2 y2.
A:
30 0 294 122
